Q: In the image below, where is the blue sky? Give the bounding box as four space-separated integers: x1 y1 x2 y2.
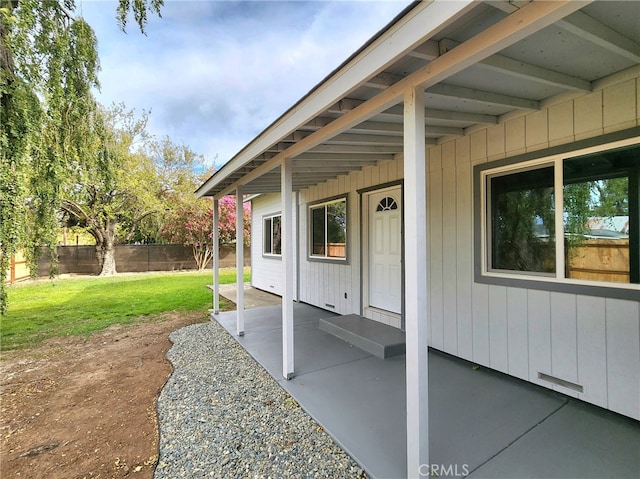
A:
75 0 410 168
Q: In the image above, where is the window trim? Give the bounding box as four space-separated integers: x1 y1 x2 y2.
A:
308 194 348 263
262 212 282 258
474 128 640 301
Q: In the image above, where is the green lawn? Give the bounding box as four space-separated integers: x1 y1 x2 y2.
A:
0 267 250 350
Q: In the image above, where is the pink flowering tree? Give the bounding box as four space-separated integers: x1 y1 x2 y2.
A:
218 196 251 247
162 196 250 270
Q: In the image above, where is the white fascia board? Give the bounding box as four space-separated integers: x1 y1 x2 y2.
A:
197 0 477 198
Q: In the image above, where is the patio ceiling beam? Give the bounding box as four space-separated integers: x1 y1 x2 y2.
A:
281 131 313 143
351 121 403 135
427 83 539 110
248 174 347 185
490 1 640 64
302 118 467 139
557 11 640 64
407 39 441 60
364 71 404 89
305 144 402 155
325 98 364 114
424 108 498 125
292 152 392 162
408 35 591 93
427 125 465 136
323 132 406 146
439 37 591 91
328 99 499 125
293 165 372 173
300 116 334 131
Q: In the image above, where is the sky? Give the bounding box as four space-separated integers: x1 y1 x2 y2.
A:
75 0 411 169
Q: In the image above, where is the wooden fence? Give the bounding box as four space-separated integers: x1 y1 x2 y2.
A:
25 244 250 278
567 239 629 283
3 251 30 284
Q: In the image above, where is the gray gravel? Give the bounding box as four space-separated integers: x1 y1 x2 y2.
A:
154 319 366 479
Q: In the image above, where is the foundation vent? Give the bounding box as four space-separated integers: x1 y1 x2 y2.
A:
538 372 584 393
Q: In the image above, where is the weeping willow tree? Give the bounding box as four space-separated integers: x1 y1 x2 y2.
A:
0 0 163 314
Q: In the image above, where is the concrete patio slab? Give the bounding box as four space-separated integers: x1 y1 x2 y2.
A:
217 283 281 309
469 400 640 479
212 303 640 479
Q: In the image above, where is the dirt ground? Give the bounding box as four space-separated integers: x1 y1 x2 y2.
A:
0 311 208 479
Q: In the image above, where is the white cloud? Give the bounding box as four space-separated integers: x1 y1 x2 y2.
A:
77 0 410 167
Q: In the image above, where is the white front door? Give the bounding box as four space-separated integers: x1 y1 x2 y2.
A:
368 187 402 314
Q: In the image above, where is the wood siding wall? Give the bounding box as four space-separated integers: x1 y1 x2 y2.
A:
250 193 297 298
427 71 640 420
298 158 405 324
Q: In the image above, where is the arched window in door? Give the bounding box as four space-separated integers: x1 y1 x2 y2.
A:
376 196 398 212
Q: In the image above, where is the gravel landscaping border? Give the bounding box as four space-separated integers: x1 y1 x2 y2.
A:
154 319 366 478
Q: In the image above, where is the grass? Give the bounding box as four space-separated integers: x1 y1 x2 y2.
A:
0 267 250 351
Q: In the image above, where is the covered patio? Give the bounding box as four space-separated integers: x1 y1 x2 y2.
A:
198 1 640 476
213 302 640 479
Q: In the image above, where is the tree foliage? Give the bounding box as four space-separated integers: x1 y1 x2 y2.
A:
60 103 162 275
162 198 214 270
218 196 251 247
126 136 207 244
161 196 251 270
0 0 164 313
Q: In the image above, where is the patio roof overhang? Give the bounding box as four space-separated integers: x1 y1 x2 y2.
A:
196 0 640 199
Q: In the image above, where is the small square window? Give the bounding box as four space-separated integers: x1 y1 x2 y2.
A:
263 214 281 256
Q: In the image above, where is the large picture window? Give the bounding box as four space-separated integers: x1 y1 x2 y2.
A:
481 140 639 289
263 214 281 256
309 197 347 260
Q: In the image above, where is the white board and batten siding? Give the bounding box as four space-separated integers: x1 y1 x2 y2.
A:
427 71 640 420
297 158 404 325
250 193 297 298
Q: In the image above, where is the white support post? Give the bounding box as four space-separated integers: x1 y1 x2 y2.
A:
236 186 245 336
404 85 429 478
213 198 220 315
281 158 295 380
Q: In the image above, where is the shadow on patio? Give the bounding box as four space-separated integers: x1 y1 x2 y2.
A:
213 301 640 479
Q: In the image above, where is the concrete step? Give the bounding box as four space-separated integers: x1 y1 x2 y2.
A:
319 314 406 359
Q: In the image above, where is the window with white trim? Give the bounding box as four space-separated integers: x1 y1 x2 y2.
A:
481 141 639 286
263 214 281 256
309 197 347 260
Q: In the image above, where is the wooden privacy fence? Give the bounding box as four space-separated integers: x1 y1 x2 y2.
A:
4 251 30 284
567 239 629 283
33 244 250 277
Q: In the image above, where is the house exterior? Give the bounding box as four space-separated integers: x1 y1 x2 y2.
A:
197 1 639 476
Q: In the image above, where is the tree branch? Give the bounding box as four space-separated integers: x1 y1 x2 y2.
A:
122 209 157 243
